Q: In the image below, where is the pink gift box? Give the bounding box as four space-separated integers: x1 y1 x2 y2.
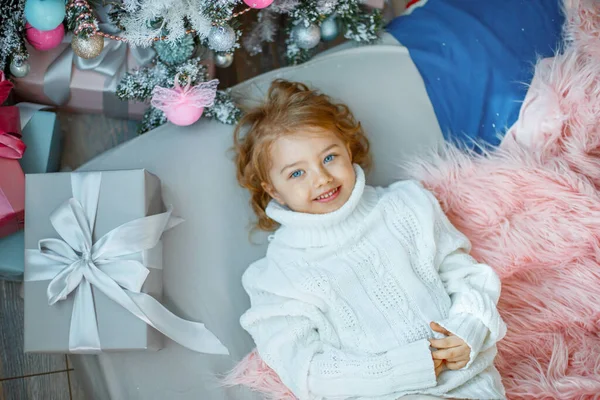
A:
0 106 22 138
0 158 25 239
1 71 25 238
14 43 147 120
13 44 216 121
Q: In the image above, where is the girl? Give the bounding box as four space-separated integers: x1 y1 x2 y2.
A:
234 80 507 400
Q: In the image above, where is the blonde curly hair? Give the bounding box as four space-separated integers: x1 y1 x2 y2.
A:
233 79 371 231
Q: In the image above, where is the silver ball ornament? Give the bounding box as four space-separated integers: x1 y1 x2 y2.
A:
214 53 234 68
291 22 321 50
320 14 340 42
208 25 236 52
71 34 104 59
10 58 30 78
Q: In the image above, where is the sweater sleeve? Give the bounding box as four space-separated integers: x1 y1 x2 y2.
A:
417 183 507 369
240 259 438 400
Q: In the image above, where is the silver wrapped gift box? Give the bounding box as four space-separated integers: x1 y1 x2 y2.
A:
24 170 228 355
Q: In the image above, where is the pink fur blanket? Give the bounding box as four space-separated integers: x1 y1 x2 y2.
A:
224 1 600 398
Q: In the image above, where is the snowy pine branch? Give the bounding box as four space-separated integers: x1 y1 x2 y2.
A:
0 0 27 74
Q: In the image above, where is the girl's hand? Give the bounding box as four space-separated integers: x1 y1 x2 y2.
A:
429 322 471 370
433 357 445 378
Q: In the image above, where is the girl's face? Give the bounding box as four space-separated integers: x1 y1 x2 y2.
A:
262 128 356 214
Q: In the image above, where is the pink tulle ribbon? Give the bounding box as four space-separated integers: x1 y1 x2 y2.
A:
151 74 219 113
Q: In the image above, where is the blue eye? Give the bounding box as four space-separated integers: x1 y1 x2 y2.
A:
324 154 335 163
290 170 304 179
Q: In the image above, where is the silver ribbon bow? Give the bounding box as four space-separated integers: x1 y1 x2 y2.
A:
44 5 155 118
25 172 229 355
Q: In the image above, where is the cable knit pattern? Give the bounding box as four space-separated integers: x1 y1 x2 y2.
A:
240 165 507 400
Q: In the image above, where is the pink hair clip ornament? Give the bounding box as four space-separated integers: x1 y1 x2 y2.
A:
151 74 219 126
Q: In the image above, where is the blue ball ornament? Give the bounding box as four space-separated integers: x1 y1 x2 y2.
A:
320 14 340 42
24 0 66 31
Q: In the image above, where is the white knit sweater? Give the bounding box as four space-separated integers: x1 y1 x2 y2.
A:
240 165 507 400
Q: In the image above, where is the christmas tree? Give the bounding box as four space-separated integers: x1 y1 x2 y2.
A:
0 0 27 76
1 0 385 133
111 0 383 65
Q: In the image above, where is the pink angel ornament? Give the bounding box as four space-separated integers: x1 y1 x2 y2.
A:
151 74 219 126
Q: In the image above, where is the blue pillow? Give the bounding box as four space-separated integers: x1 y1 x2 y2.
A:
386 0 564 147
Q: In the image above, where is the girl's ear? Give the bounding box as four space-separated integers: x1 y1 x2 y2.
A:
261 182 285 206
346 142 353 160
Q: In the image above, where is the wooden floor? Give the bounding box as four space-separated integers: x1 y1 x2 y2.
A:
0 284 82 400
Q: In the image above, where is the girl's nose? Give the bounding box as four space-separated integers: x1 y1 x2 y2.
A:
314 166 333 187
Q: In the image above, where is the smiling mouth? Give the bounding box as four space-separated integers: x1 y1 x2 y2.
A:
314 186 341 203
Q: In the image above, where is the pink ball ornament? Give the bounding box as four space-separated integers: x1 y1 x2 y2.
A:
25 22 65 51
243 0 274 9
165 105 205 126
151 74 220 127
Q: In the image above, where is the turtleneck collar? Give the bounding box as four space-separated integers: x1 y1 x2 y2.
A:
265 164 379 248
